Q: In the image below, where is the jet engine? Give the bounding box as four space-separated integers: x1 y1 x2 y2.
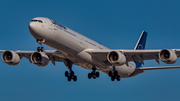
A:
31 52 49 67
107 51 126 66
2 51 20 65
159 49 177 64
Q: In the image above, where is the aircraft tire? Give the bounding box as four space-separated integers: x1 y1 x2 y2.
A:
108 71 112 77
41 47 44 52
73 76 77 81
67 76 71 81
65 71 68 77
70 71 74 77
37 47 41 52
88 73 92 79
93 75 96 79
111 76 115 81
117 75 121 81
96 72 99 77
114 71 118 76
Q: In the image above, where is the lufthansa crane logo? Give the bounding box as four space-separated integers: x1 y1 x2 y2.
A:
138 44 143 49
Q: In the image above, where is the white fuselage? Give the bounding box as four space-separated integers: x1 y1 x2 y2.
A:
29 17 136 78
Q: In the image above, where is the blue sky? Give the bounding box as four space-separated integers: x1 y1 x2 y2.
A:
0 0 180 101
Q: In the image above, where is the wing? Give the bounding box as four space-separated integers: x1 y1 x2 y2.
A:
0 50 69 65
86 49 180 64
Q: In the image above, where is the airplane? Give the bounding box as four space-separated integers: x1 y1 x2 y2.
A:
1 17 180 82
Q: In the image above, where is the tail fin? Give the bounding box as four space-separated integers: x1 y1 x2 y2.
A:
134 31 148 50
134 31 148 67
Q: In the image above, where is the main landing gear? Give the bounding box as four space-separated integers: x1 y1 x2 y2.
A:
108 66 121 81
36 39 45 52
88 67 100 79
64 60 77 82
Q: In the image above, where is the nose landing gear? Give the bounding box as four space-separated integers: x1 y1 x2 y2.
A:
36 39 45 52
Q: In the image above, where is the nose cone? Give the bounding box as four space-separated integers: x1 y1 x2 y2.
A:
29 22 42 39
29 22 35 32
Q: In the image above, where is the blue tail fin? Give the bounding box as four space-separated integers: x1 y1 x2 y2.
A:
134 31 148 50
134 31 148 68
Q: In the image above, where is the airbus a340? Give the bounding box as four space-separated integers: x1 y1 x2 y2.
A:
1 17 180 81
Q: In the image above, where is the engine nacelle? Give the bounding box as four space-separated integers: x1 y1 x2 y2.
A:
159 49 177 64
30 52 49 67
2 51 20 65
107 51 126 66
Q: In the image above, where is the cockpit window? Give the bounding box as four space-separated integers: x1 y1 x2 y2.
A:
31 20 43 23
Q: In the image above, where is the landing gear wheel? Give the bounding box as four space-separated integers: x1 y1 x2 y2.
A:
96 72 99 77
67 76 71 81
73 76 77 81
117 75 121 81
65 71 68 77
37 47 44 52
70 71 74 77
114 71 118 76
41 47 44 52
65 71 77 82
37 47 41 52
108 71 112 77
111 76 115 81
88 67 100 80
88 73 92 79
109 69 121 81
